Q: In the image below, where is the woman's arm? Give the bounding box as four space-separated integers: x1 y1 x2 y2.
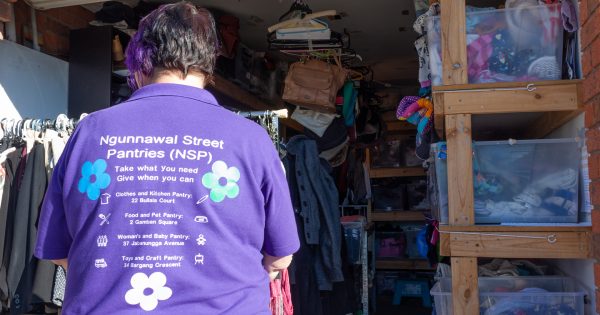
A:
52 258 68 270
263 254 292 280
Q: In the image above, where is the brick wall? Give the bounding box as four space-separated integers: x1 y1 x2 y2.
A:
11 0 93 59
582 0 600 313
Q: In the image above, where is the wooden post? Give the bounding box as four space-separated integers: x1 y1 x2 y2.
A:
440 1 478 313
451 257 479 314
446 114 478 315
445 114 474 225
440 0 467 85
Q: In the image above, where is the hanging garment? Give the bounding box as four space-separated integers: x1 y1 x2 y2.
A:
31 260 56 306
291 107 336 138
341 82 357 127
39 129 68 307
413 2 440 86
304 117 348 154
45 129 68 174
284 136 343 290
345 150 368 205
0 148 22 307
8 144 47 314
269 269 293 315
561 0 578 32
0 146 27 308
288 213 322 315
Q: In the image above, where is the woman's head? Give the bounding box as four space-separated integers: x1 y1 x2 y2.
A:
125 2 219 90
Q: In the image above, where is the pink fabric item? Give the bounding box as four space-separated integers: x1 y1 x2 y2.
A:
378 238 404 257
396 96 419 120
539 1 561 46
546 8 561 46
430 221 439 245
269 269 293 315
399 101 421 119
467 35 493 78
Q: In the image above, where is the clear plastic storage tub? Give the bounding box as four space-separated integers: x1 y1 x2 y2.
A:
426 4 564 86
432 139 580 224
375 231 406 258
431 276 585 315
401 225 426 259
372 179 407 211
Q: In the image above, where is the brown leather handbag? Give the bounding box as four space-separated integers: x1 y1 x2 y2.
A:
282 59 348 113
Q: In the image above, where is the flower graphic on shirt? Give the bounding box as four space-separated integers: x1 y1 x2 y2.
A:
125 272 172 311
77 159 111 201
201 160 240 202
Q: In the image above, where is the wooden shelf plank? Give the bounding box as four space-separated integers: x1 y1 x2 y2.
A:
439 225 592 233
433 92 446 138
440 230 590 259
432 79 582 92
369 167 425 178
522 109 584 139
210 74 284 110
375 259 434 270
280 118 304 133
381 111 399 122
371 211 427 222
433 80 581 116
387 120 417 132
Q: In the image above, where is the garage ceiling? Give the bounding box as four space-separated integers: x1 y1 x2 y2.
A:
81 0 421 83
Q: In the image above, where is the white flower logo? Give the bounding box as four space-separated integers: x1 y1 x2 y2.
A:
201 160 241 202
125 272 172 311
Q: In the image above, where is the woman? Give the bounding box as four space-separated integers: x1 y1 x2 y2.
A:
35 3 299 314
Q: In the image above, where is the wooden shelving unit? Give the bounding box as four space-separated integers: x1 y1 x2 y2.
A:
365 148 433 282
369 167 425 178
434 2 589 314
381 112 418 136
371 211 427 222
375 259 434 271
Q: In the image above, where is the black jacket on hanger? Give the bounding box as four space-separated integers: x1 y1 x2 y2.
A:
0 147 22 308
7 144 47 314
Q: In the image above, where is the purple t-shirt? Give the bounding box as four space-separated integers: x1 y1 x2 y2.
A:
35 83 300 314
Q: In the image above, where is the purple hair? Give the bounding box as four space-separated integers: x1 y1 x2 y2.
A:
125 2 219 90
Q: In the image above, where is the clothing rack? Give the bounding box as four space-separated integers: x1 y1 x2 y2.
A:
238 109 288 154
0 114 78 312
1 114 86 139
237 109 288 119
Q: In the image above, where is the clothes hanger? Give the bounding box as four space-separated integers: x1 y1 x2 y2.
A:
0 147 16 164
348 69 364 81
0 118 7 141
18 119 37 153
15 119 24 140
277 0 312 23
268 10 337 33
55 114 69 136
33 119 45 142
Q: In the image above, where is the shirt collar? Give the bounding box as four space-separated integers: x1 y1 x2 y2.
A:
127 83 221 107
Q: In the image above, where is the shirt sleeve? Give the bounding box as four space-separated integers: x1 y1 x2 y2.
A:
34 127 81 260
261 138 300 258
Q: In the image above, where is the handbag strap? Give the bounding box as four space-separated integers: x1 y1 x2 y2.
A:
333 54 342 68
